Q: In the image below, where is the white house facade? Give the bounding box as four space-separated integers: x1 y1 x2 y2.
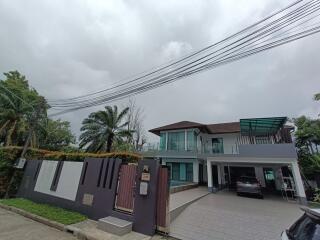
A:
144 117 307 204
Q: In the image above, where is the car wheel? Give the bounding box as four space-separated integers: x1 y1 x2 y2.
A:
258 194 264 199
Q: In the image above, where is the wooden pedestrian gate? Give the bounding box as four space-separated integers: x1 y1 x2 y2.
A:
156 167 170 233
114 164 137 213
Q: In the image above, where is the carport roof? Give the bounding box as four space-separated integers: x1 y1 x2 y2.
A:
240 117 287 136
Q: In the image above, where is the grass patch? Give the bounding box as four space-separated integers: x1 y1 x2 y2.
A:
0 198 87 225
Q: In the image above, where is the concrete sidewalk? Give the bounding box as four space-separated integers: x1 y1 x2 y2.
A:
0 206 175 240
0 207 75 240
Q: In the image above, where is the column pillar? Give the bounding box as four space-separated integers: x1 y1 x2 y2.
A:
291 161 307 205
207 160 213 192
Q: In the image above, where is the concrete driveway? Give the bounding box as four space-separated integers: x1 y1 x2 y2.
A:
0 207 75 240
170 191 303 240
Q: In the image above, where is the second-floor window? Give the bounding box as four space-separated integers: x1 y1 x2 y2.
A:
160 133 166 150
187 130 197 151
212 138 224 153
168 131 185 151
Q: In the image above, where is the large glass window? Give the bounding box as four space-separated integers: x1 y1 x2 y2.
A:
187 130 197 151
168 131 185 151
186 163 193 182
180 163 186 181
160 133 167 150
212 138 224 153
166 162 193 182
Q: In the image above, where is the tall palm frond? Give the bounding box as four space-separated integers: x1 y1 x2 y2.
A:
79 105 132 153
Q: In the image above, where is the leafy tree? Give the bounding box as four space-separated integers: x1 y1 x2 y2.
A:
315 92 320 101
36 118 76 151
294 116 320 154
0 71 46 146
294 116 320 177
79 105 133 153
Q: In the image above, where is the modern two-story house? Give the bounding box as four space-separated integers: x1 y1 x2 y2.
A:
144 117 307 204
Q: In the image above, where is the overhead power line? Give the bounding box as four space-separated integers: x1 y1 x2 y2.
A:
48 0 320 109
49 0 303 104
0 84 35 111
47 0 320 116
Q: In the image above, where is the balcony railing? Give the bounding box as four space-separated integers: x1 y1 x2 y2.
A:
142 136 294 157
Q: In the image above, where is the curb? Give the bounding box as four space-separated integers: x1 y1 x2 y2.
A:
0 202 66 231
169 192 209 222
65 224 98 240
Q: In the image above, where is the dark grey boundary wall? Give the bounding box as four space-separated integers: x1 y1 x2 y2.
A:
17 158 161 236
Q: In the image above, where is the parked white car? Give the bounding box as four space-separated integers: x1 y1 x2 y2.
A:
281 207 320 240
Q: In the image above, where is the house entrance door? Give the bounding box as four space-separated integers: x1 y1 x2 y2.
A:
114 164 137 213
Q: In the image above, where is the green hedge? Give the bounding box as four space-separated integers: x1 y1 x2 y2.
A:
0 146 142 198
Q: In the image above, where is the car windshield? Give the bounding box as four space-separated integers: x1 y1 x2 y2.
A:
287 213 320 240
238 177 258 183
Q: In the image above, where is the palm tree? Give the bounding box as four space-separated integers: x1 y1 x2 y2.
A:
79 105 133 153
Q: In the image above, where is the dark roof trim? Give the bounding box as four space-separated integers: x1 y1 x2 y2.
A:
149 117 288 136
149 121 207 136
149 121 240 136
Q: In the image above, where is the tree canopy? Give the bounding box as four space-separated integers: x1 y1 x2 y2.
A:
36 118 76 151
294 101 320 177
0 71 46 146
0 71 75 151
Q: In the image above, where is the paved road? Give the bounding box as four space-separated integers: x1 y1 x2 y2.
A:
170 191 303 240
0 207 76 240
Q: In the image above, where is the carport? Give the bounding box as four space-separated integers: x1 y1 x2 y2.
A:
206 117 306 204
207 157 306 204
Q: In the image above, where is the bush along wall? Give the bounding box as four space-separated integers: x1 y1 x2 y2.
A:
0 146 142 198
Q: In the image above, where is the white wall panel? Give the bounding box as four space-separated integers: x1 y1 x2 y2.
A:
34 160 83 201
55 161 83 201
34 160 58 194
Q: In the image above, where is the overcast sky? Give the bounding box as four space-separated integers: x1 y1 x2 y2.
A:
0 0 319 143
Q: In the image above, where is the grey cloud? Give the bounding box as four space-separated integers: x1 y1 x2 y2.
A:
0 0 319 143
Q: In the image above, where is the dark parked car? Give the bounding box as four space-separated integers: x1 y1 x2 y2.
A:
236 176 263 198
281 207 320 240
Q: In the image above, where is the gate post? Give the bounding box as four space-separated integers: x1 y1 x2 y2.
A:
133 159 160 236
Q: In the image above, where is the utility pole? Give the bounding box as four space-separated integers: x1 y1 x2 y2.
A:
4 98 45 198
